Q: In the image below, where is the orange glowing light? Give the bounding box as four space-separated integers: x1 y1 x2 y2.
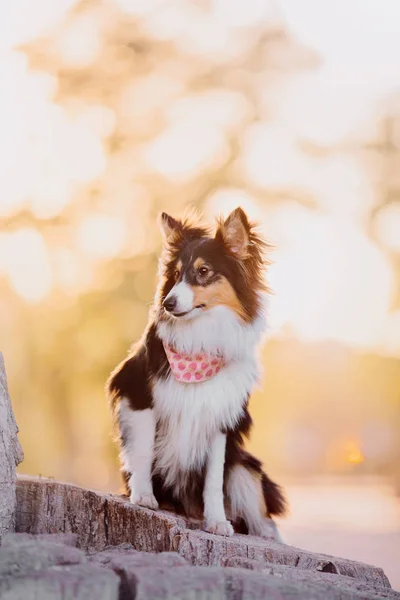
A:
345 442 365 465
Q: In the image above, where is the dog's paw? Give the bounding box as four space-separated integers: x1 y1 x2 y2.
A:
260 521 284 543
204 520 234 537
249 519 284 543
130 492 159 510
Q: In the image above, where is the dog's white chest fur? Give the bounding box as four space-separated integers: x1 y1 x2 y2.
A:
153 305 266 492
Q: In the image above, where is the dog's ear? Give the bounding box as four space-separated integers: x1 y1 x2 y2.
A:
159 212 182 242
216 207 250 258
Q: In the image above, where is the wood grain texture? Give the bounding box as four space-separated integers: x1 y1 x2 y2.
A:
0 353 24 540
2 534 399 600
16 476 393 594
224 557 400 599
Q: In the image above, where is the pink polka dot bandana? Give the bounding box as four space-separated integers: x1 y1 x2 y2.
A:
163 343 226 383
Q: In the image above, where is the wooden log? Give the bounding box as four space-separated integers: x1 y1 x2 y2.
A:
176 528 391 588
16 476 392 592
0 563 119 600
0 353 24 540
3 533 400 600
16 475 184 554
224 557 400 600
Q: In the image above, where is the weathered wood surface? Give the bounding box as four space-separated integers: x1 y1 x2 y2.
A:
0 353 23 540
224 557 400 600
0 535 119 600
15 476 395 599
2 534 400 600
16 475 184 554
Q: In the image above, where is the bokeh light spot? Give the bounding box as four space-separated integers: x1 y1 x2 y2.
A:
77 215 127 260
1 229 52 303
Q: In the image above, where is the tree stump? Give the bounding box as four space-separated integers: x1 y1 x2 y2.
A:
0 353 24 541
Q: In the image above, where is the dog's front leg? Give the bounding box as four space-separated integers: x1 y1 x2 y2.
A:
119 402 158 510
203 431 234 536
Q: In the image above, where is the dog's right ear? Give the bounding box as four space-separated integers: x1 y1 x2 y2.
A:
215 207 250 259
159 212 182 242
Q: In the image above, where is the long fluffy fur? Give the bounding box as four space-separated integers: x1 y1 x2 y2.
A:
107 208 287 534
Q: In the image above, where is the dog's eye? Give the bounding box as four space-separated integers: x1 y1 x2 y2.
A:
198 266 209 276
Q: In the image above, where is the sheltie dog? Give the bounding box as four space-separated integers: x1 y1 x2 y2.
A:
107 207 286 537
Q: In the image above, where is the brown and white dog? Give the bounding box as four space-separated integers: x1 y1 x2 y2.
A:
107 208 286 537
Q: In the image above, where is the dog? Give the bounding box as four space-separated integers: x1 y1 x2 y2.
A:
107 207 286 537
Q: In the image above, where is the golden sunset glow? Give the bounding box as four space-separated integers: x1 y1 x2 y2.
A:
346 446 365 466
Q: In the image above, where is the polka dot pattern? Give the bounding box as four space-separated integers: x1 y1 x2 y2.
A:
163 343 225 383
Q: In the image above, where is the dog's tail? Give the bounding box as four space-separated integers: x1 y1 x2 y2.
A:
239 449 287 517
261 471 287 517
120 469 130 497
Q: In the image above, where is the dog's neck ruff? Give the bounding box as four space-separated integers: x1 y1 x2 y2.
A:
163 342 226 383
157 301 268 363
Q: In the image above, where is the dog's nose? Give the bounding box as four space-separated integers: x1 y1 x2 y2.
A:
163 295 177 313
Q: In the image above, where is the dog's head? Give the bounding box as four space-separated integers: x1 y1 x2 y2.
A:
157 208 267 323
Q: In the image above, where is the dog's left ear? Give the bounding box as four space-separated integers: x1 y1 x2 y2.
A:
216 207 250 258
159 212 182 242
